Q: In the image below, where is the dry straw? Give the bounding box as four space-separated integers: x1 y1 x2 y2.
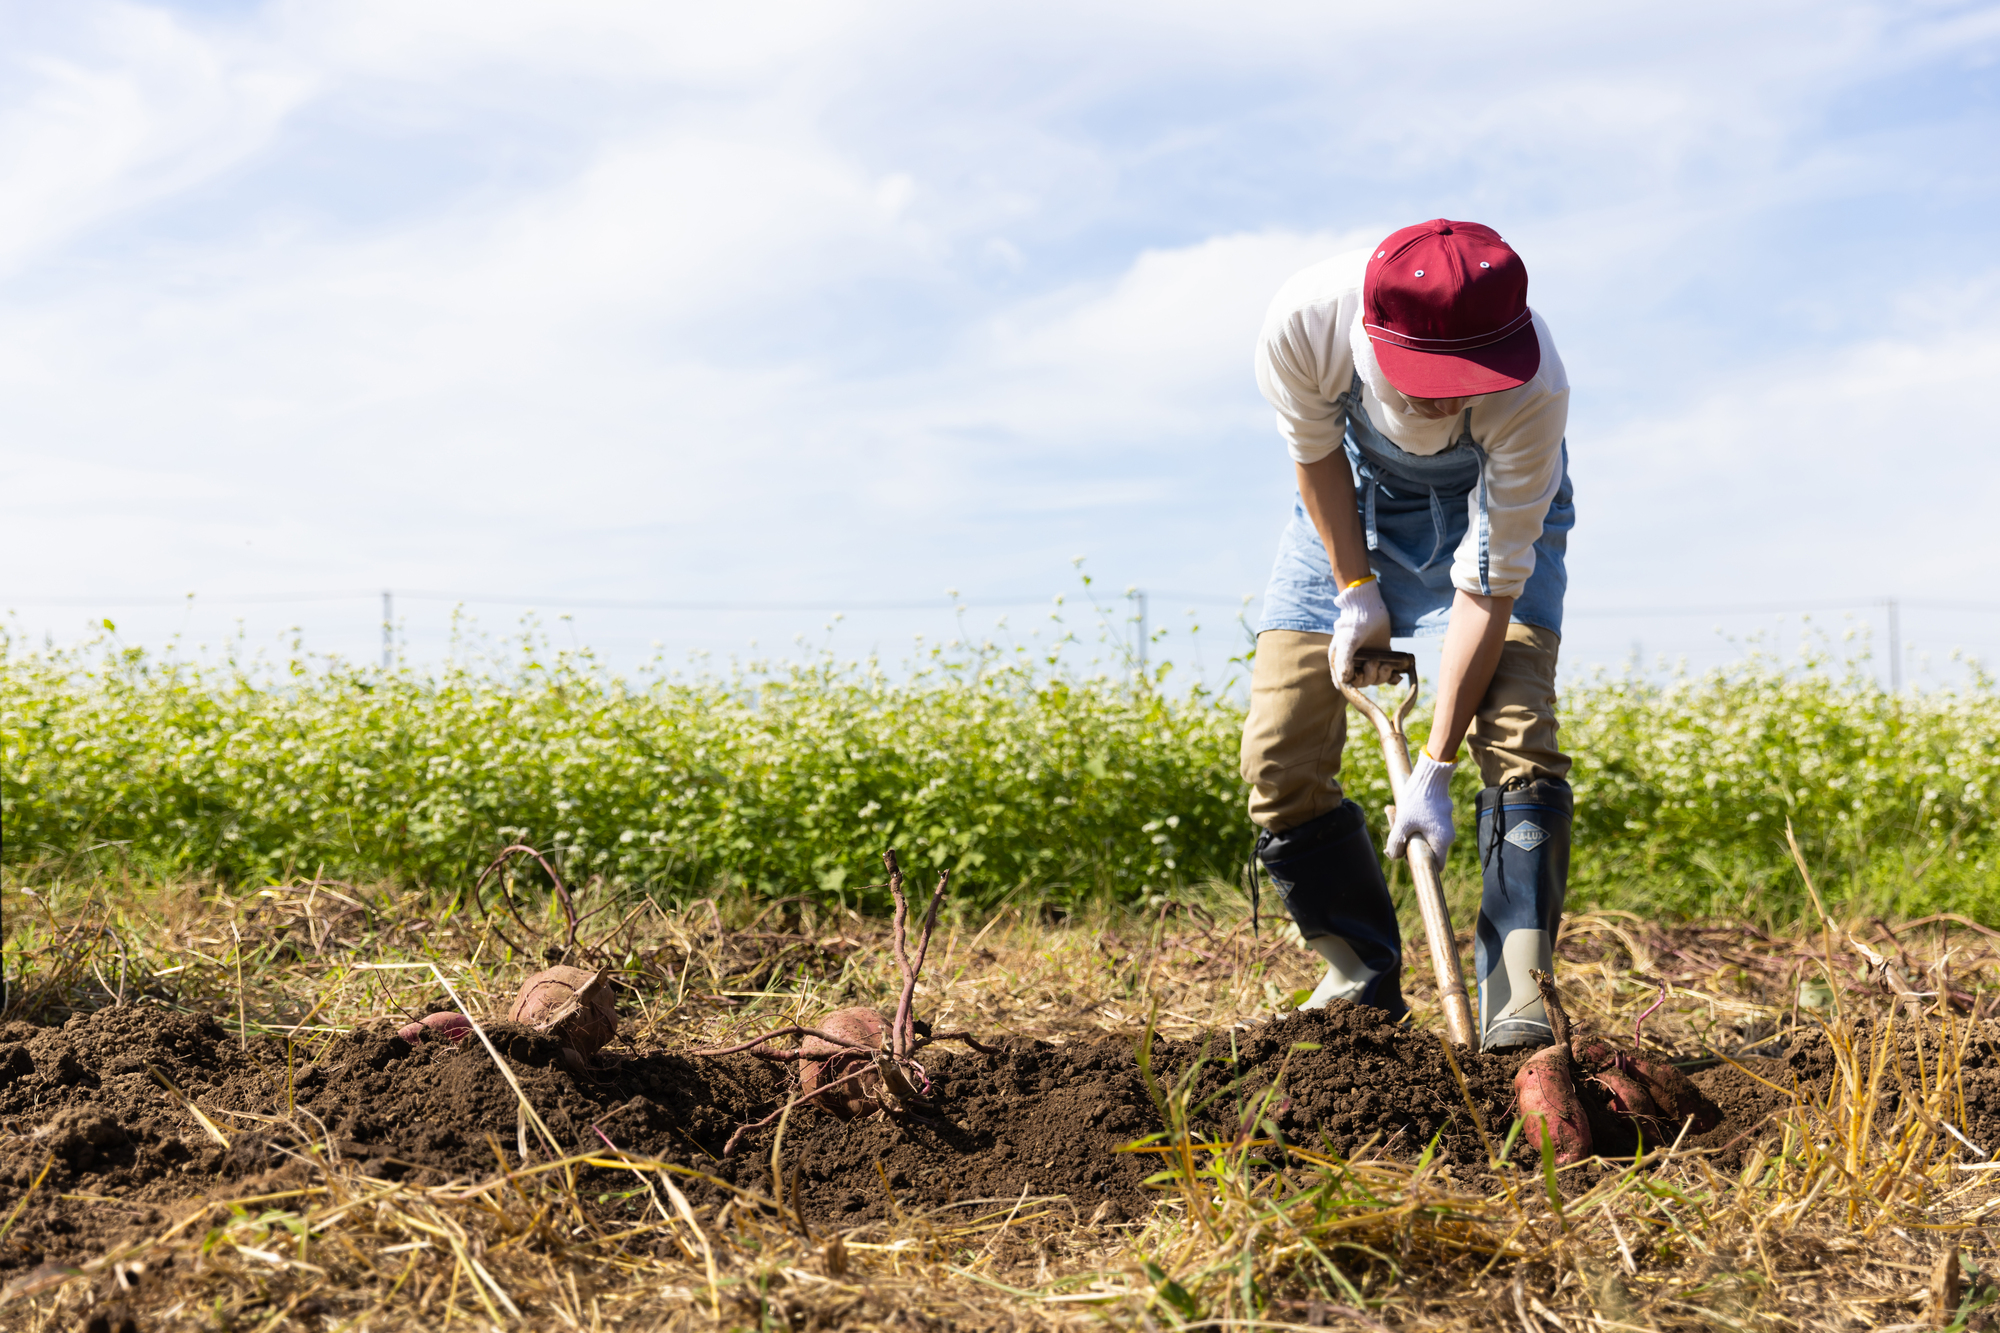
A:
3 860 2000 1328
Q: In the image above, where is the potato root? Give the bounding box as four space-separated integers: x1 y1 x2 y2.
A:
798 1006 888 1118
1520 969 1722 1164
692 848 999 1155
1514 1044 1592 1165
397 1011 474 1045
509 965 618 1058
1624 1054 1722 1135
1590 1068 1656 1117
1594 1066 1666 1146
1572 1034 1720 1138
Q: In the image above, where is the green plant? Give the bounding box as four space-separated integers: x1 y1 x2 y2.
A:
3 619 1994 920
1559 646 1998 918
0 624 1252 911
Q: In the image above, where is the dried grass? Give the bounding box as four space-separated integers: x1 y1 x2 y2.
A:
5 864 2000 1330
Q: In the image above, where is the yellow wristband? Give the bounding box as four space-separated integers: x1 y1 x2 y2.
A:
1342 574 1376 590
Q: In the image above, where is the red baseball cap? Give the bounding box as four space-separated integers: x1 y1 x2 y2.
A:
1363 219 1540 399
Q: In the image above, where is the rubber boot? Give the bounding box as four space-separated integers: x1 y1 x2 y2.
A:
1255 800 1407 1019
1474 777 1572 1050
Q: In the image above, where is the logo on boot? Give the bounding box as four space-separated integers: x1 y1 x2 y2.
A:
1504 821 1548 852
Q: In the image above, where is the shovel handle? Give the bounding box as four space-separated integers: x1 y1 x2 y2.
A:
1353 646 1418 680
1338 655 1478 1049
1402 840 1476 1049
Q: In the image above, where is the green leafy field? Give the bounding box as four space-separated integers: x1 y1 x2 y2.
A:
2 628 1993 920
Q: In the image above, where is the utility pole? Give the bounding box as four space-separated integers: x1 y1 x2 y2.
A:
382 590 393 669
1129 588 1148 674
1887 596 1900 694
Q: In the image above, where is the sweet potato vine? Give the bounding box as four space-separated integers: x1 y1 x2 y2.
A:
693 848 999 1154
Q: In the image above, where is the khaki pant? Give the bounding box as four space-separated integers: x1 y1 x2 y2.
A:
1240 625 1569 832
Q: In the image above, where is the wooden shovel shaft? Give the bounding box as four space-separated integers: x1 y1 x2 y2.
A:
1340 654 1477 1048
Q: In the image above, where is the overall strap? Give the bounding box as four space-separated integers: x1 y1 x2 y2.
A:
1342 371 1485 575
1459 405 1492 593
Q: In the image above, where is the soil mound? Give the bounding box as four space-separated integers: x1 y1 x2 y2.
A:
0 1001 1849 1274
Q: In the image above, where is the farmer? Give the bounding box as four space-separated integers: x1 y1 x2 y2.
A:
1243 218 1573 1051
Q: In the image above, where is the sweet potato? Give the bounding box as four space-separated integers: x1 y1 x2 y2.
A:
1586 1065 1660 1119
1569 1035 1616 1068
1522 970 1725 1163
799 1007 888 1119
1575 1034 1718 1137
397 1011 474 1045
694 851 999 1155
1514 1044 1592 1165
508 965 619 1058
1625 1055 1722 1135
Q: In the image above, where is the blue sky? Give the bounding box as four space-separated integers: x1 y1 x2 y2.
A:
3 0 1997 685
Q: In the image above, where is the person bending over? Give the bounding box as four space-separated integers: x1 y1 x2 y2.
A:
1243 218 1574 1051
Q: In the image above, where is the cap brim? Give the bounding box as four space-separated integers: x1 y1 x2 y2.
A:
1371 319 1541 399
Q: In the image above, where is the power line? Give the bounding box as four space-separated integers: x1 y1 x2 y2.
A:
1143 590 1258 606
6 590 1998 616
2 590 1063 612
396 591 1069 612
1893 600 2000 614
1565 598 2000 618
4 591 378 606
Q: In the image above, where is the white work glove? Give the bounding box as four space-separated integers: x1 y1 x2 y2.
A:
1385 750 1458 862
1328 576 1392 686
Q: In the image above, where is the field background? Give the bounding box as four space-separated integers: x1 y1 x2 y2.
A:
6 624 1999 1331
5 624 1993 924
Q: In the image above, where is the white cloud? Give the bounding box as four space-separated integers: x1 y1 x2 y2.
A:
0 4 310 275
0 0 1994 672
1581 308 2000 597
976 228 1377 433
277 0 860 85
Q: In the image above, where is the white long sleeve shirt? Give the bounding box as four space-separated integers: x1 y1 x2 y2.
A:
1254 247 1569 600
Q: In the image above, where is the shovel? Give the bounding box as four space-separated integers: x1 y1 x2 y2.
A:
1339 647 1478 1048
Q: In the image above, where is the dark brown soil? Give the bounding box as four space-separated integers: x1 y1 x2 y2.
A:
0 1000 1882 1277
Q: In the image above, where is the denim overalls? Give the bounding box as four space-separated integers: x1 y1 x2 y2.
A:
1257 373 1573 638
